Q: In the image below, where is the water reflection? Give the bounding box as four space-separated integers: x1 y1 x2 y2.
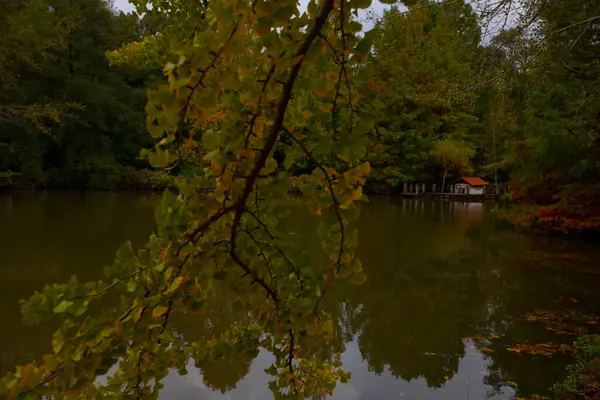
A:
1 193 600 399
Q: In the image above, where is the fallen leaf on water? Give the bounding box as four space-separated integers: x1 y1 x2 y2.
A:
507 342 573 357
519 309 597 335
556 296 578 303
424 352 436 356
477 347 494 353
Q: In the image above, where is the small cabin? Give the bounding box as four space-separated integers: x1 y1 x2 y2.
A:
454 177 489 195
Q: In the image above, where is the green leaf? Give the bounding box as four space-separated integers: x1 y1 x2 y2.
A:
346 228 359 248
53 300 73 314
354 31 374 58
100 326 114 338
52 330 65 354
353 0 373 8
73 300 89 316
265 364 278 376
167 277 183 294
348 273 367 285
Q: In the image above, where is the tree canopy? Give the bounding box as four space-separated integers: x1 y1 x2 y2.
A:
2 0 600 397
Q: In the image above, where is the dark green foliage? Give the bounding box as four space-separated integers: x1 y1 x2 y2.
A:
551 335 600 399
499 0 600 233
118 166 178 189
0 0 159 186
365 2 480 190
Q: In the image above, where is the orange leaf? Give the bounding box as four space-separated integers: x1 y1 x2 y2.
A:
337 153 349 162
313 88 330 98
254 26 269 36
320 103 333 112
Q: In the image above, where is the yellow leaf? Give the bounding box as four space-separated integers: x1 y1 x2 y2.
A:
321 319 333 333
320 103 333 112
153 305 169 318
52 330 65 354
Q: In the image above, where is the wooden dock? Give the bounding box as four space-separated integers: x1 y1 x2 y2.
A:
400 183 503 200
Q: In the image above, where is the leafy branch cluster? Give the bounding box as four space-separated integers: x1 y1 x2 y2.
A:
0 0 375 398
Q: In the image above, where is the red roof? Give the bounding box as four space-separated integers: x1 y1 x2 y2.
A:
458 177 489 186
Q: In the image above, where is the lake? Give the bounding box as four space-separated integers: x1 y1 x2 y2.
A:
1 191 600 399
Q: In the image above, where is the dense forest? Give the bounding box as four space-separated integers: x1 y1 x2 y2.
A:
1 0 599 398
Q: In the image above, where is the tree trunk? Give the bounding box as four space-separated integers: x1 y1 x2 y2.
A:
442 169 448 193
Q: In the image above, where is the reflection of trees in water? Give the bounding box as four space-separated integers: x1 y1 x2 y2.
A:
321 199 600 395
344 255 488 388
4 196 600 396
171 281 258 393
200 353 254 393
466 229 600 397
318 198 496 388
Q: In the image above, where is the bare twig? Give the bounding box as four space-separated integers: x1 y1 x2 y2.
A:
282 127 346 315
229 0 337 306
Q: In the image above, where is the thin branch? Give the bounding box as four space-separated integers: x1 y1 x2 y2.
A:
229 0 336 307
244 63 277 149
282 127 346 315
72 269 142 299
241 228 276 281
172 20 241 165
184 204 236 242
134 348 144 399
464 14 600 92
287 329 298 394
243 208 303 289
319 33 355 136
18 366 65 397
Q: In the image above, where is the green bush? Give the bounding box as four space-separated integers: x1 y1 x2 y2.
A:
551 335 600 400
20 154 46 186
86 160 121 190
44 167 81 188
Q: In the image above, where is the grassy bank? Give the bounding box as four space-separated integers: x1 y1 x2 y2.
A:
551 335 600 400
5 167 181 190
521 335 600 400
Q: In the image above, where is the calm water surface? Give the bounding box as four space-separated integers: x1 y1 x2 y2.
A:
1 191 600 399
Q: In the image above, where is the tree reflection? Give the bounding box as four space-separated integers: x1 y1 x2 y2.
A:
200 354 254 393
2 195 600 397
320 198 494 388
171 281 258 393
